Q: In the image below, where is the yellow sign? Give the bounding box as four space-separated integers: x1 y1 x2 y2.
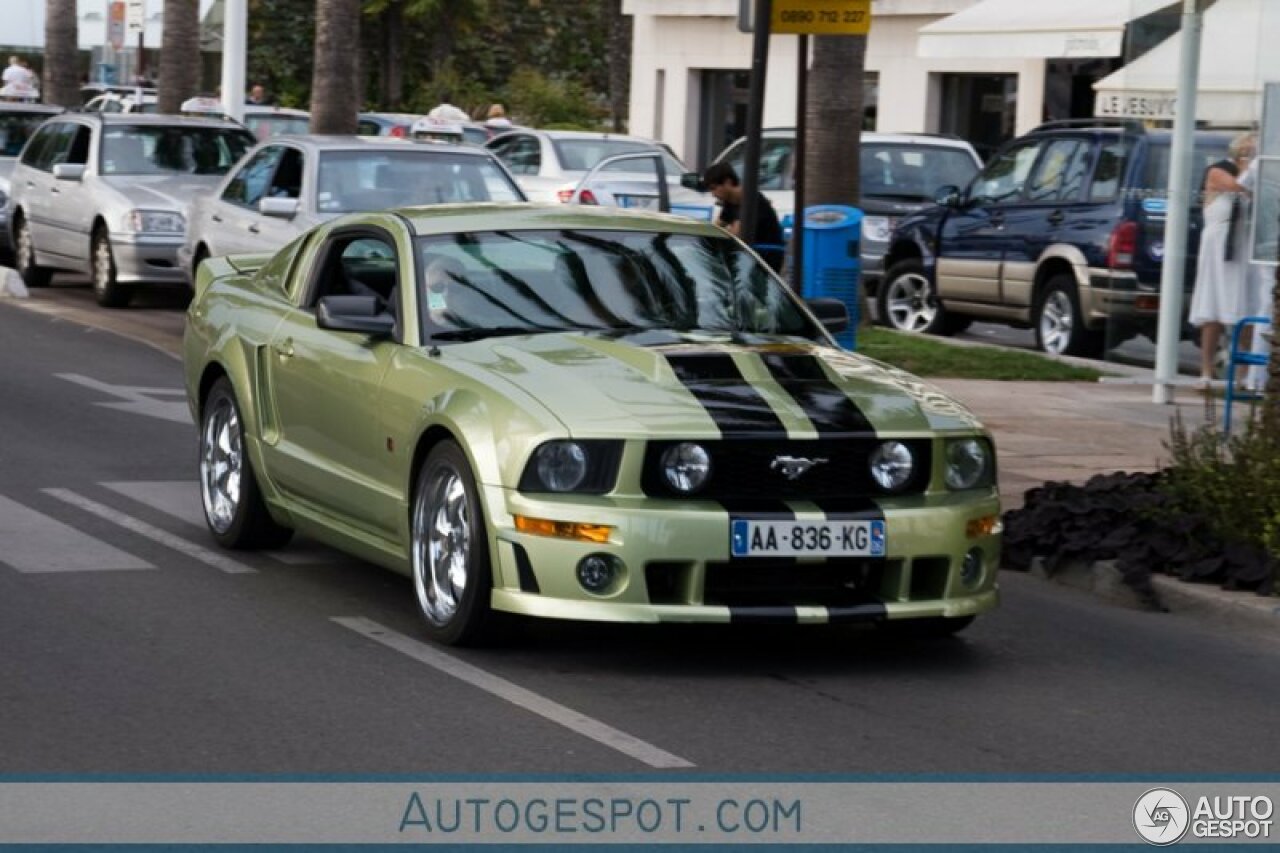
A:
771 0 871 36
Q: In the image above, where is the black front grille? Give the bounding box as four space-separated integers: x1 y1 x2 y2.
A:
703 558 884 607
642 439 930 500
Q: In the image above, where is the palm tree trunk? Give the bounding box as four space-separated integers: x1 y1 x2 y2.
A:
803 35 865 207
43 0 79 107
158 0 201 113
380 1 404 110
310 0 361 133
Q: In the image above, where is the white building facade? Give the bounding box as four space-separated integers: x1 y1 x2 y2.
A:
624 0 1189 167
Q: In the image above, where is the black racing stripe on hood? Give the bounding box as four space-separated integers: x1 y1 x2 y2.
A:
811 497 885 522
760 354 877 438
728 606 799 624
826 603 888 624
718 499 795 520
665 353 788 439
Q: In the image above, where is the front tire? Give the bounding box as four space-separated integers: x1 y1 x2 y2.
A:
91 228 131 308
411 441 502 646
199 377 293 550
14 215 51 288
878 259 965 336
1034 274 1103 357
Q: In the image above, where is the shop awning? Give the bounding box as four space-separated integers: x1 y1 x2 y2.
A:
1093 0 1274 124
919 0 1173 59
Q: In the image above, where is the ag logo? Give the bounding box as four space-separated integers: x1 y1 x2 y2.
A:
1134 788 1190 845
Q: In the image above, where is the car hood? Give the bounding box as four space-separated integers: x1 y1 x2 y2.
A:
99 174 226 210
443 331 985 438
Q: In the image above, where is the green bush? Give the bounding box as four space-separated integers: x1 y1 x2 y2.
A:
1161 404 1280 586
503 66 606 129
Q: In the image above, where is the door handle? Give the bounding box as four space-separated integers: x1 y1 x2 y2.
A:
211 214 223 223
273 338 295 360
49 186 59 194
988 212 1004 227
248 224 260 234
1047 210 1065 226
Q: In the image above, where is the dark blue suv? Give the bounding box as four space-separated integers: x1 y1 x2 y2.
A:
879 121 1233 356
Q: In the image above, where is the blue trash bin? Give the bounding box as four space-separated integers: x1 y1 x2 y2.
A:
801 205 862 349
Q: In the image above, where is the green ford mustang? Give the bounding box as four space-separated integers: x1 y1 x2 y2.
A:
183 203 1000 645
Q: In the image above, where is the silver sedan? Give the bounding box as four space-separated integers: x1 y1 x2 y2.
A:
180 135 526 279
8 113 254 306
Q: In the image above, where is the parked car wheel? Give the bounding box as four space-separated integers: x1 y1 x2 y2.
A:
91 229 131 308
1034 274 1104 357
199 377 293 550
14 215 51 288
878 259 964 336
411 440 503 646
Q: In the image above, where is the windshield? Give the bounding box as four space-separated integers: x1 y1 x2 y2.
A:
100 125 254 175
860 144 979 202
416 229 821 341
0 111 53 157
245 114 310 140
317 150 523 213
553 138 673 173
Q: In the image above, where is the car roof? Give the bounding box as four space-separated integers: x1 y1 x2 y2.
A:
0 103 63 115
401 202 727 237
244 105 309 118
755 127 976 149
510 129 666 145
86 113 250 130
262 134 498 155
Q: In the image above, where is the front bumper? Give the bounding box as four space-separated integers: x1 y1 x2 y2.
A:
484 486 1001 625
109 232 188 285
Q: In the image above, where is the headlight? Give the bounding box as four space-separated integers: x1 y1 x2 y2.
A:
661 442 712 493
945 438 991 490
122 209 185 234
519 440 623 494
861 215 894 244
868 440 914 492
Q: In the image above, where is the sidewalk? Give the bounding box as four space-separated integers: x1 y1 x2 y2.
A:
930 372 1278 634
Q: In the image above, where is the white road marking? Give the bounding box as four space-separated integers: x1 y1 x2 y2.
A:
101 481 341 565
333 616 696 769
0 494 153 573
55 373 192 424
43 489 257 575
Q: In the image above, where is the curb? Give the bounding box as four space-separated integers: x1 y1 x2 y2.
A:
1 268 28 299
1023 558 1278 635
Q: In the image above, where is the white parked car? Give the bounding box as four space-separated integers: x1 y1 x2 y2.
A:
180 135 525 278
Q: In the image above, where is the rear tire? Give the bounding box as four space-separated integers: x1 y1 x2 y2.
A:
199 377 293 550
1034 274 1104 358
91 228 131 308
878 259 960 336
14 215 51 288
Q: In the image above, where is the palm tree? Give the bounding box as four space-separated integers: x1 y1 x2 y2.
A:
803 35 866 207
604 0 630 131
310 0 361 133
158 0 201 113
43 0 79 107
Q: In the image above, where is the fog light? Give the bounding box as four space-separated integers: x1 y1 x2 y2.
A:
961 547 983 589
577 553 623 594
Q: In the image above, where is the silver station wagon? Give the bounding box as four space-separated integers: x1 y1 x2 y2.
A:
180 135 525 278
9 113 254 306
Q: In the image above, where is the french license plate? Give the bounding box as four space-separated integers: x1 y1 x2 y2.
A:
617 194 657 210
730 519 886 558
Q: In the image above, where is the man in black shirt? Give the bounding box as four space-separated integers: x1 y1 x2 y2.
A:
703 162 785 273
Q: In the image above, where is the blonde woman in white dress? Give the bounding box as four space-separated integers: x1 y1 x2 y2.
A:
1189 132 1256 388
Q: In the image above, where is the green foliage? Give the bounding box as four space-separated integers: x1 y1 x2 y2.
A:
1161 407 1280 587
501 67 606 129
857 328 1104 381
247 0 314 108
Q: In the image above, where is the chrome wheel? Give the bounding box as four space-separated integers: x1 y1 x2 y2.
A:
92 235 112 296
200 394 242 535
884 271 937 332
16 220 33 273
413 462 472 627
1039 289 1074 355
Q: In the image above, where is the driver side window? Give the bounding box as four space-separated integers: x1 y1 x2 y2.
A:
308 233 399 317
970 142 1042 205
222 146 284 208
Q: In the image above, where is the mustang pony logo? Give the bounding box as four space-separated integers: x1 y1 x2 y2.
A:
770 455 829 480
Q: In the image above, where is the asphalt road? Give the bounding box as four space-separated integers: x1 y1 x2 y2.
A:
2 288 1279 775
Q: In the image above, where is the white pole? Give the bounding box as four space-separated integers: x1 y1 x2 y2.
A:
1152 0 1203 404
220 0 247 122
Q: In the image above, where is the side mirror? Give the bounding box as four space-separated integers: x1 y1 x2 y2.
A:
680 172 706 192
316 294 395 337
933 184 962 208
53 163 86 182
805 298 849 334
259 196 299 219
